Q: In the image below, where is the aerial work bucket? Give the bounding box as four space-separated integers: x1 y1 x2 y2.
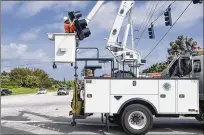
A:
47 33 77 63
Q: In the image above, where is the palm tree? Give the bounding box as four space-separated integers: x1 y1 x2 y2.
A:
167 35 197 62
142 35 198 74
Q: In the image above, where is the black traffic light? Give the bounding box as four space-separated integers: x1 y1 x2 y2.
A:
193 0 202 4
164 6 172 26
53 62 57 69
148 23 155 39
68 11 91 40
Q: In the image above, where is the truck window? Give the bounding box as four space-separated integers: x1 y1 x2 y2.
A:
193 60 201 73
180 57 192 76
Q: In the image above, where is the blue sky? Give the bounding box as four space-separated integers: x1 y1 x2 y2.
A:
1 1 203 80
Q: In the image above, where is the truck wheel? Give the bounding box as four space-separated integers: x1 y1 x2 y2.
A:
121 104 153 135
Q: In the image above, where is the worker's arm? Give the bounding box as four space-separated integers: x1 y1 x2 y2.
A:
70 19 76 26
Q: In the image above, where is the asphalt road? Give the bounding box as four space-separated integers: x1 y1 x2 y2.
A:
1 92 204 135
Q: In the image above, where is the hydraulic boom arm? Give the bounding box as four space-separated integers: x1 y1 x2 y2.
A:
85 1 105 25
106 1 134 48
84 1 135 49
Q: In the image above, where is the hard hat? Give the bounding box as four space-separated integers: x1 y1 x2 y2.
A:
63 16 69 21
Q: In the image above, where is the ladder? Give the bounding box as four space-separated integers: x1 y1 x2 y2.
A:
162 55 181 77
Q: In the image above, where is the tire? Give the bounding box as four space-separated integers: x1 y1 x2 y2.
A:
121 104 153 135
113 114 121 126
195 109 204 123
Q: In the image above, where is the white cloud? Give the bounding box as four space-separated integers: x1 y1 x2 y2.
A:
19 22 64 41
1 43 51 62
19 32 38 41
19 27 42 41
16 1 89 18
45 22 64 32
18 1 56 18
89 1 119 31
1 1 21 13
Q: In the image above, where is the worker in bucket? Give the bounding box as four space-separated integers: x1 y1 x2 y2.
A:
63 17 76 33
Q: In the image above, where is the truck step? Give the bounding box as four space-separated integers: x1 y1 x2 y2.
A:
73 113 93 119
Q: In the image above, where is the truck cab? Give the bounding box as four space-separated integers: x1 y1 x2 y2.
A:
191 55 203 100
167 54 203 101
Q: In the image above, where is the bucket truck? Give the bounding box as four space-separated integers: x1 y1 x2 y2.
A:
48 1 204 135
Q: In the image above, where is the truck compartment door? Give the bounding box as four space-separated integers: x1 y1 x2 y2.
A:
177 80 199 114
84 79 110 113
159 80 176 113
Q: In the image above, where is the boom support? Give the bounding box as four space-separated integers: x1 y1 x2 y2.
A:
107 1 134 48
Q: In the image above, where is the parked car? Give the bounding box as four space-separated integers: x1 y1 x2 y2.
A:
37 88 47 94
1 89 12 96
57 87 69 95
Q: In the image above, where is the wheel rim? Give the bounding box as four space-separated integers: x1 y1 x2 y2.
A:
128 111 147 130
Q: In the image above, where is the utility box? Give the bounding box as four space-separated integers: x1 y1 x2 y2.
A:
48 33 77 63
121 52 136 61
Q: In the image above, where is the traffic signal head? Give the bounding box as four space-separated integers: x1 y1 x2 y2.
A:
193 0 202 4
53 62 57 69
68 11 82 21
68 11 91 40
148 23 155 39
164 7 172 26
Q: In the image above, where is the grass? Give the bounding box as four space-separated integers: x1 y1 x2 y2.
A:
1 87 58 96
48 88 58 92
10 88 39 95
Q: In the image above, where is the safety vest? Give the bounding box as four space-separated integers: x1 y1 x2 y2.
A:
64 23 76 33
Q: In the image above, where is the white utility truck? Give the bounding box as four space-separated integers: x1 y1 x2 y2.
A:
48 1 203 135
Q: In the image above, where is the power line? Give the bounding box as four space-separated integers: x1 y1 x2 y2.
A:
139 1 157 33
137 1 155 32
135 1 160 47
153 1 170 16
152 0 176 24
144 1 193 60
129 1 155 37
